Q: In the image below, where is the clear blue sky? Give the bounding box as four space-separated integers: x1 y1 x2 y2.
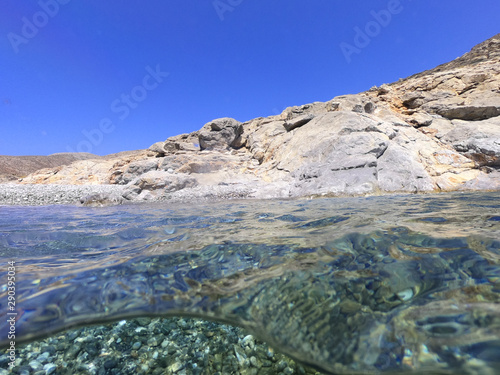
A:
1 1 499 156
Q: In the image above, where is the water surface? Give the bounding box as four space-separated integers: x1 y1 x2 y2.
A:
1 192 500 374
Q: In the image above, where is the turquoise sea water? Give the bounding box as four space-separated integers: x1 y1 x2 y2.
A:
1 192 500 374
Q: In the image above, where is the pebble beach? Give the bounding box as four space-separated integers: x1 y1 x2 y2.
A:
0 184 126 206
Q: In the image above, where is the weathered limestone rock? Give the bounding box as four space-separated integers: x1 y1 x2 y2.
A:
272 111 394 174
377 143 435 192
11 34 500 204
148 132 201 157
423 99 500 121
441 117 500 167
246 119 288 164
148 141 169 156
122 171 198 201
406 112 434 127
283 114 315 132
326 94 376 114
291 166 378 197
279 102 327 120
115 159 159 185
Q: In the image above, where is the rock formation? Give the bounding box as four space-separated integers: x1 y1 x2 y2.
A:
15 33 500 204
0 153 98 182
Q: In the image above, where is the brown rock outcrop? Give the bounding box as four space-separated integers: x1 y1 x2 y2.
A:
0 153 97 182
18 150 148 185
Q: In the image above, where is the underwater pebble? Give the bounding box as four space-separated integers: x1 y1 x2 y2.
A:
234 344 247 365
135 326 148 334
43 363 57 375
161 338 169 348
397 288 414 301
103 358 117 369
37 351 51 362
0 355 9 367
262 359 273 367
67 331 79 341
168 361 185 373
147 337 159 347
135 317 152 326
242 334 256 349
266 346 275 358
277 359 289 371
42 345 57 355
29 360 42 370
12 316 323 375
132 341 142 350
250 355 259 367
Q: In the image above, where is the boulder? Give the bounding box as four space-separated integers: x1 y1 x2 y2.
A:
441 117 500 167
407 112 434 127
198 118 243 150
122 171 198 201
115 159 159 185
283 114 314 132
148 139 196 156
80 191 124 207
148 141 167 156
279 102 326 121
427 102 500 121
246 120 288 164
326 95 376 114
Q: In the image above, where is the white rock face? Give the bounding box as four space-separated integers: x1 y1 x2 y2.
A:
10 34 500 204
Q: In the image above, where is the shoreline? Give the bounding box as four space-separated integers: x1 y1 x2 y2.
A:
0 182 499 208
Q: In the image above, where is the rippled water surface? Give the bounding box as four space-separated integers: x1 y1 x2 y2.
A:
1 192 500 374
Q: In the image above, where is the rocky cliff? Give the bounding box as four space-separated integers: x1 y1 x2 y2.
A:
18 34 500 204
